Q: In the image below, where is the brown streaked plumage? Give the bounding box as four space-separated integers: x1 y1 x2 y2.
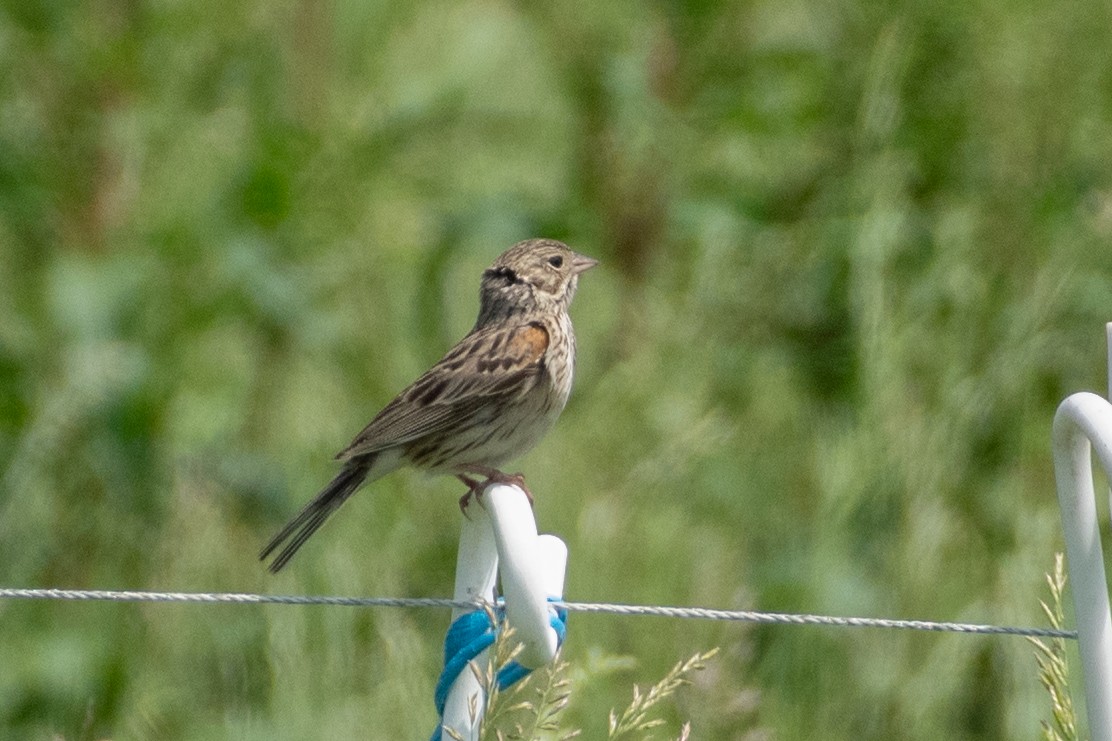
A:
260 238 597 572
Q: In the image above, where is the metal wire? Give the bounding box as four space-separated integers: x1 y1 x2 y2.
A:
0 587 1076 640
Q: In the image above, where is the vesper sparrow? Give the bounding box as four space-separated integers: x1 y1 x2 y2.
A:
261 238 597 572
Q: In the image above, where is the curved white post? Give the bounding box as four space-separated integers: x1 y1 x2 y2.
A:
1052 391 1112 741
439 484 568 740
483 484 566 668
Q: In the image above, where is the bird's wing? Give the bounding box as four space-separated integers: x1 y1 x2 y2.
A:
335 321 550 460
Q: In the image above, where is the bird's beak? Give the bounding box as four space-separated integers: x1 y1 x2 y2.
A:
571 252 599 275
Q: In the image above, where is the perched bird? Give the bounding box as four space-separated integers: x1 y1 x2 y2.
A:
260 238 598 573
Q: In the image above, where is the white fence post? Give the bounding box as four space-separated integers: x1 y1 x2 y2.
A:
483 485 566 669
1107 322 1112 398
439 501 500 740
435 484 568 740
1050 324 1112 741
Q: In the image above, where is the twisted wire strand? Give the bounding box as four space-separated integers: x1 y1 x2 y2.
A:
0 587 1076 640
557 601 1076 639
0 588 465 610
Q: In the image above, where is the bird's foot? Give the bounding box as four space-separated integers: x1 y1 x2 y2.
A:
457 474 481 514
456 467 534 509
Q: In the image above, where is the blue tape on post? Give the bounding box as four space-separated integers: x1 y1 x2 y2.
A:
431 600 567 741
433 610 498 716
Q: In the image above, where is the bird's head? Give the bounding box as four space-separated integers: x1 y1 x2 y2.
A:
476 239 598 325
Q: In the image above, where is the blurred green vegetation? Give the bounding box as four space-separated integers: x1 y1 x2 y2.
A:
1 0 1111 738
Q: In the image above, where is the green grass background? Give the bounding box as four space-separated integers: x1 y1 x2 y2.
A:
2 0 1111 738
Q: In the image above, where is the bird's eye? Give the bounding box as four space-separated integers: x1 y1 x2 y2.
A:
547 255 563 268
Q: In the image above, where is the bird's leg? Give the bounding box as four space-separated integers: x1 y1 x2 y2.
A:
459 465 534 505
456 474 482 514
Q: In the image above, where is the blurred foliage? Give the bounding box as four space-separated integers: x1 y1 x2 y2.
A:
1 0 1111 738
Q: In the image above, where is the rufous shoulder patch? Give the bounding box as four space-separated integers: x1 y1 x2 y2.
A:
515 322 549 363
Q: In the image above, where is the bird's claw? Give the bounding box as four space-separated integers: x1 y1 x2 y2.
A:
456 470 534 511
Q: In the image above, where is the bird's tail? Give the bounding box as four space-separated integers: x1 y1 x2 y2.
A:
260 458 372 573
